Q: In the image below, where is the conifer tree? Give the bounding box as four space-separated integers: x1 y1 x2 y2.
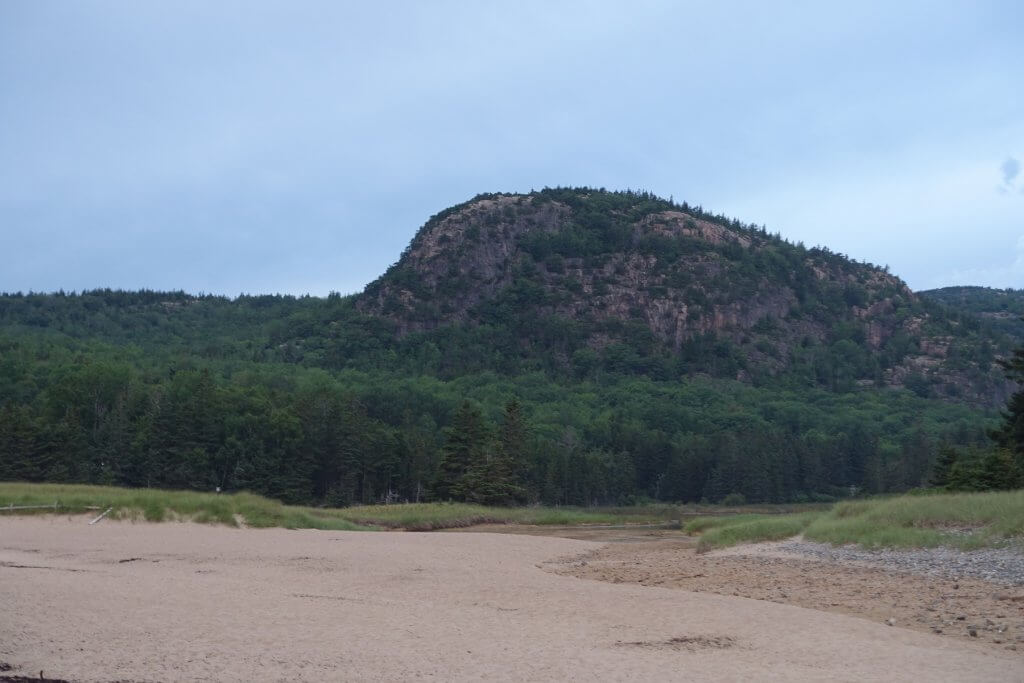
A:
495 398 529 500
459 399 531 506
929 445 960 488
432 401 487 501
0 403 46 481
995 344 1024 459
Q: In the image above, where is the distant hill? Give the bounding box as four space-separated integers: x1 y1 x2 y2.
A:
358 188 1013 406
919 286 1024 339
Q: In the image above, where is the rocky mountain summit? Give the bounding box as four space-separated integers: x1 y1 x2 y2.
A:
359 188 1012 405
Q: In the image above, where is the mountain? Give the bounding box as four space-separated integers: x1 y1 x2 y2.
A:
359 188 1013 406
0 188 1016 506
919 286 1024 339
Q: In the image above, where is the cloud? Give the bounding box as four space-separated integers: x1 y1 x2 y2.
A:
3 2 1024 295
1000 156 1021 191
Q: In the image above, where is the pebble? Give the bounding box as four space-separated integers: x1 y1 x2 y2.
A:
774 541 1024 586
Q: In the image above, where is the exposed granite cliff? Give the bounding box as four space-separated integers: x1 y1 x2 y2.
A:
358 189 1013 406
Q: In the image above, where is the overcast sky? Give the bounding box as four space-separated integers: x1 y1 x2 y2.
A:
1 1 1022 296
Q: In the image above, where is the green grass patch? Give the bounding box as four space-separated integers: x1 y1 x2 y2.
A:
8 482 1018 546
0 482 368 531
691 513 818 552
334 501 674 530
684 489 1024 552
803 489 1024 550
0 482 675 531
683 514 766 535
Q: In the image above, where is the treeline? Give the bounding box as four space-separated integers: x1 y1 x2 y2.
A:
0 272 1012 406
0 332 997 506
929 340 1024 492
919 286 1024 339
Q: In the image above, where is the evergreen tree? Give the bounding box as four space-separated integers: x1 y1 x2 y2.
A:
995 343 1024 457
490 398 529 504
992 337 1024 486
0 403 46 481
432 401 488 501
980 449 1020 491
929 445 960 488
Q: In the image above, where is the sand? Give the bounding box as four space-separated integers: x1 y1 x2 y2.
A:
540 532 1024 653
1 517 1020 682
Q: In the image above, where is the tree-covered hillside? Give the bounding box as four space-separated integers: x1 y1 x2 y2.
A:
360 188 1014 406
0 189 1017 506
920 286 1024 338
0 329 995 506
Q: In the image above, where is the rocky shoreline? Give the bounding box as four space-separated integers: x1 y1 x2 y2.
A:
772 540 1024 586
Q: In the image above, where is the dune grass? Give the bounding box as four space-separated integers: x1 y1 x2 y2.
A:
686 513 820 552
685 489 1024 552
0 482 676 531
682 514 768 535
9 482 1018 547
802 489 1024 550
336 501 676 530
0 482 370 530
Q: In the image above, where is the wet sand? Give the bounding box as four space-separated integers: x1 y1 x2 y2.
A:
541 533 1024 654
1 517 1019 682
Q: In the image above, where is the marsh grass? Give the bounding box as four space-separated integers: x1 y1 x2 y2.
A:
312 501 674 530
682 514 766 535
687 489 1024 552
0 483 368 530
0 482 675 531
803 489 1024 550
690 513 820 552
8 482 1016 546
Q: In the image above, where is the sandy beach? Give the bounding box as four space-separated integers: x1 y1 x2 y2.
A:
1 517 1020 682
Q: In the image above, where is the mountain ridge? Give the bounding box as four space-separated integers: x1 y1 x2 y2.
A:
357 188 1013 406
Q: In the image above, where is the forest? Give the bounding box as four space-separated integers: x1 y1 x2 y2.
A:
0 289 1008 507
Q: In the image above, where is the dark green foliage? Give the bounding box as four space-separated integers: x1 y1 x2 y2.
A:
919 286 1024 338
0 309 995 506
480 398 530 505
994 341 1024 456
929 446 1022 492
0 402 48 481
928 331 1024 492
929 445 960 488
432 401 489 501
432 399 530 506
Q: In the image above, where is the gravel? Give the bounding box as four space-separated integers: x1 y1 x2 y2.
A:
774 540 1024 585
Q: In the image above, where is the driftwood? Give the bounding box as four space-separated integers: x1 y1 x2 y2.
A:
89 507 114 525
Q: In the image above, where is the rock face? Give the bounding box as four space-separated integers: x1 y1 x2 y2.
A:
358 189 1013 405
